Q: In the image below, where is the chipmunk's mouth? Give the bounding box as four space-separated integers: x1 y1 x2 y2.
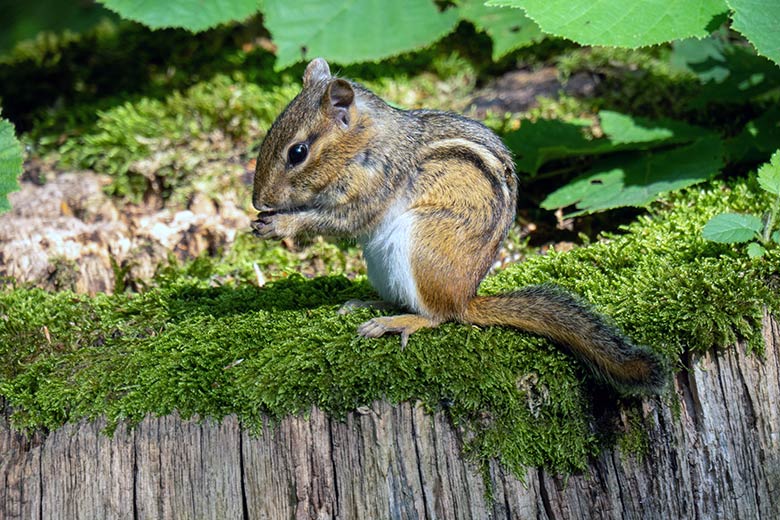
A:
255 204 311 217
254 204 276 214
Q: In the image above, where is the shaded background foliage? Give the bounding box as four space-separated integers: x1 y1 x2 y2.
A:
0 0 779 217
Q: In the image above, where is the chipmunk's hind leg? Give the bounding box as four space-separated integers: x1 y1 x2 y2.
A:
356 213 493 349
358 314 441 349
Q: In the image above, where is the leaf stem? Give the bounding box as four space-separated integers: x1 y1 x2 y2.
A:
764 190 780 243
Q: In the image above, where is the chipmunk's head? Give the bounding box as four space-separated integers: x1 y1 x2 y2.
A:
253 58 369 213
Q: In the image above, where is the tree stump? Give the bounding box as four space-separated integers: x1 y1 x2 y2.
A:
2 313 778 519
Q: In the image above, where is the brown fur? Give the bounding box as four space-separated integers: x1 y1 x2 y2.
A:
252 58 667 396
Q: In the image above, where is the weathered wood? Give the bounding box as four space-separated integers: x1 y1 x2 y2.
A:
40 418 135 519
0 171 250 295
133 414 245 520
2 314 778 519
1 418 43 519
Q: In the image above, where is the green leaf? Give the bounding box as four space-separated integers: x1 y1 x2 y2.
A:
486 0 728 47
505 119 612 174
1 2 117 54
670 36 731 82
725 107 780 164
511 112 722 214
757 150 780 196
727 0 780 67
542 137 723 213
265 0 459 70
506 111 713 175
772 230 780 244
0 118 23 213
98 0 260 31
600 112 671 144
600 111 710 145
671 36 780 107
702 213 763 243
457 0 544 60
746 242 767 258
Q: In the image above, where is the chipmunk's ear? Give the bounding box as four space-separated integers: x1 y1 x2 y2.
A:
303 58 331 87
324 78 355 129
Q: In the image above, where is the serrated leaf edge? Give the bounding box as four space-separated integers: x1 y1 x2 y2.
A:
725 0 780 67
487 0 725 49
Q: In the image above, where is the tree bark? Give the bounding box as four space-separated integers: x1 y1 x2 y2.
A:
2 313 778 520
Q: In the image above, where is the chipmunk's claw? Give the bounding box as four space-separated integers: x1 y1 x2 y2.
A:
357 314 440 350
251 213 277 239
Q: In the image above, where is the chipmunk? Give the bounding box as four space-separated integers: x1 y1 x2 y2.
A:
251 58 666 395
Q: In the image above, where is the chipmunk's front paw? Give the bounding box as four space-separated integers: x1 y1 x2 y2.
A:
251 212 278 239
251 212 297 239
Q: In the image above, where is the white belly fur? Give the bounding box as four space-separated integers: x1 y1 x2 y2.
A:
360 200 422 313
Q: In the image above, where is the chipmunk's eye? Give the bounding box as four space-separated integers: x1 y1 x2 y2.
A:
287 143 308 166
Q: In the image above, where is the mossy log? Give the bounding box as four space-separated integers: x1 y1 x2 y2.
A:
1 313 778 519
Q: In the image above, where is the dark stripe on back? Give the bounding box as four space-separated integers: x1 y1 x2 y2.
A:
422 145 507 204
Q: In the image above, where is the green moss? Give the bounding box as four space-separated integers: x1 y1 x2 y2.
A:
52 74 298 201
44 256 80 292
360 52 478 113
1 178 777 476
616 407 651 461
0 277 596 474
154 233 364 288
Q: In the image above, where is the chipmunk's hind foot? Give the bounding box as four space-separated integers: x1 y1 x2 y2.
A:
358 314 440 349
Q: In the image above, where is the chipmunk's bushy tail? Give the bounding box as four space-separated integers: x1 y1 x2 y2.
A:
463 285 667 395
